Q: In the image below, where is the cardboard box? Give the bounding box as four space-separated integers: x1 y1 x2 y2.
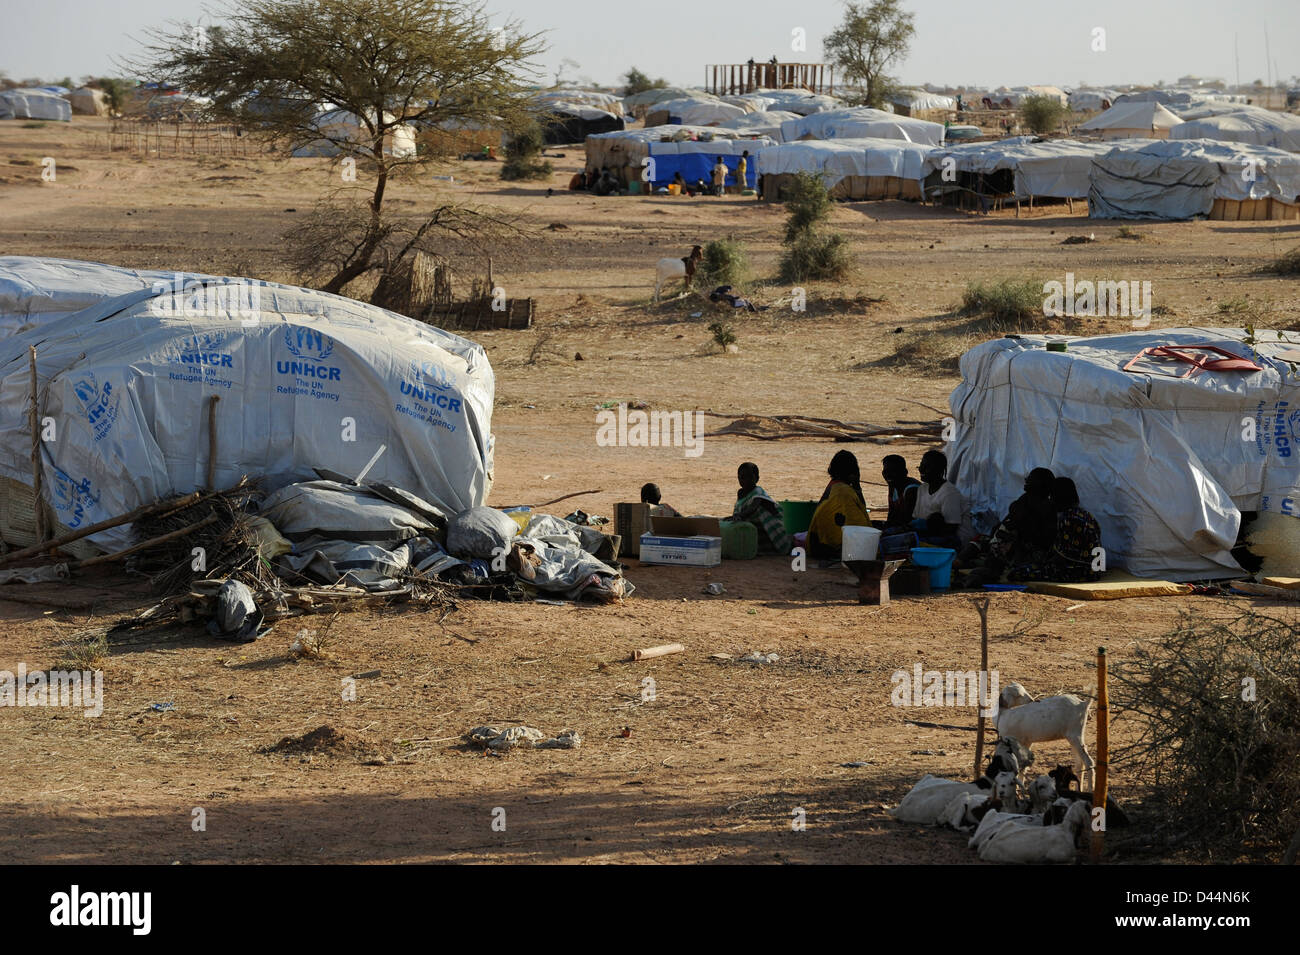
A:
615 502 651 558
639 533 722 567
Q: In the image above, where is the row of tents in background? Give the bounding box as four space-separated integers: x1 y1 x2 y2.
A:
585 127 1300 222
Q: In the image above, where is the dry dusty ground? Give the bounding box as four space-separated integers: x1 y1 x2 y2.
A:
1 117 1298 863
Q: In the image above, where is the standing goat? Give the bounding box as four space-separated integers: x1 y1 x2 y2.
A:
996 683 1095 791
653 245 703 302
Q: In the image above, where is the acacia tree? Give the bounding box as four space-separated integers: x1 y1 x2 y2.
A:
823 0 916 109
135 0 545 294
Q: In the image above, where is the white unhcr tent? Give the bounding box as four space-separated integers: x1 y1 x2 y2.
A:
1078 101 1184 139
0 256 185 339
748 88 839 115
292 108 417 158
0 258 494 552
0 88 72 121
717 110 801 140
1089 139 1300 219
921 137 1118 201
756 138 934 199
949 328 1300 581
645 98 746 127
780 108 944 147
1169 109 1300 153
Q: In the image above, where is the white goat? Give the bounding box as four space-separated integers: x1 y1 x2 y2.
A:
968 807 1041 852
652 245 702 303
978 799 1089 864
940 791 989 830
996 683 1095 791
1027 774 1058 814
891 774 983 825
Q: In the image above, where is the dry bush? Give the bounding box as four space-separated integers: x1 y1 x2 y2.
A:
1269 245 1300 276
1111 611 1300 859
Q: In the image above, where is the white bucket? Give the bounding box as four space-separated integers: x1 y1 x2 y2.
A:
841 525 881 562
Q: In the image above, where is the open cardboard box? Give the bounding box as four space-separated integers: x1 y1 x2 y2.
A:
639 514 723 567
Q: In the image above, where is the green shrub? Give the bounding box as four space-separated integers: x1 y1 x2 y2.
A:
1019 93 1070 135
708 321 736 348
695 238 750 289
779 231 853 283
960 279 1042 325
500 122 553 181
782 170 833 243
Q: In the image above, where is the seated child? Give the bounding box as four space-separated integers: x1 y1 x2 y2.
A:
731 462 791 554
641 482 681 518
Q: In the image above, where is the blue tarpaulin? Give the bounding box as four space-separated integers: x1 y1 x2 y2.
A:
645 145 753 190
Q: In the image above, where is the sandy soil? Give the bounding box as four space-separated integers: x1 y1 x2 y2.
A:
1 116 1298 863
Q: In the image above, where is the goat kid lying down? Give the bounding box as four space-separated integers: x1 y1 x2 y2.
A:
968 806 1042 851
940 791 990 830
891 775 984 825
1047 764 1132 827
978 799 1090 864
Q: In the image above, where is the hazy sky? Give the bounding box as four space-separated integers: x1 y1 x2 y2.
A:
3 0 1297 91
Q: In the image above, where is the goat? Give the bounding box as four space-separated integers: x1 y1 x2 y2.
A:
1027 774 1058 814
978 799 1090 864
968 805 1042 851
1047 763 1131 828
652 245 703 302
940 791 989 830
973 736 1033 790
891 774 983 825
995 684 1095 791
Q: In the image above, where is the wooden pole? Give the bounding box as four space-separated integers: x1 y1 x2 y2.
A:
0 490 205 568
206 395 220 490
28 346 47 542
1091 646 1109 863
973 595 990 780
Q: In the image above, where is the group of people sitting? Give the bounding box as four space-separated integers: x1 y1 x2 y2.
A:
570 152 752 199
639 452 1103 586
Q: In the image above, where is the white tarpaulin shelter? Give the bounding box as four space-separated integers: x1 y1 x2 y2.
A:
1068 89 1118 112
748 88 839 115
1169 109 1300 153
0 258 494 550
67 87 109 116
949 328 1300 580
622 87 700 112
534 89 624 116
647 98 746 126
292 108 417 158
1078 101 1184 139
781 108 944 146
1089 139 1300 219
0 256 184 339
757 137 934 187
0 89 72 121
717 110 801 140
921 137 1120 200
890 89 955 111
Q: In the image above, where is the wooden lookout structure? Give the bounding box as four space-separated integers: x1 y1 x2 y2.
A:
705 61 833 97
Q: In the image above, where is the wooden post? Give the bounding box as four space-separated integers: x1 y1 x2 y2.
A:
206 395 220 490
973 595 991 780
1091 646 1109 863
28 346 47 542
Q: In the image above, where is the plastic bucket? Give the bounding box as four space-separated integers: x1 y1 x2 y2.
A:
667 183 681 195
779 500 819 534
910 547 955 589
841 525 881 562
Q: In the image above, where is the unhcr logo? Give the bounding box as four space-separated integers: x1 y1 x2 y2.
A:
50 467 100 529
595 403 704 458
174 332 234 369
399 359 463 413
1043 273 1152 328
277 327 341 381
150 272 261 326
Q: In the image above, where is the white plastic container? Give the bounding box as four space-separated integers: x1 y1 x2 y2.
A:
841 525 881 562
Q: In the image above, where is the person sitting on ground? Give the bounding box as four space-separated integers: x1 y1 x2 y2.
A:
912 450 972 549
641 482 680 518
593 167 620 196
711 156 728 197
671 171 688 193
568 170 586 191
731 462 791 554
957 466 1056 585
1012 477 1102 583
807 450 871 561
877 454 922 530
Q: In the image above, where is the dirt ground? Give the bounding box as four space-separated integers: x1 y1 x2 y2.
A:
1 117 1298 863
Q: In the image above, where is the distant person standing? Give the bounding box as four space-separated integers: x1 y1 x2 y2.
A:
711 156 728 197
735 150 749 195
